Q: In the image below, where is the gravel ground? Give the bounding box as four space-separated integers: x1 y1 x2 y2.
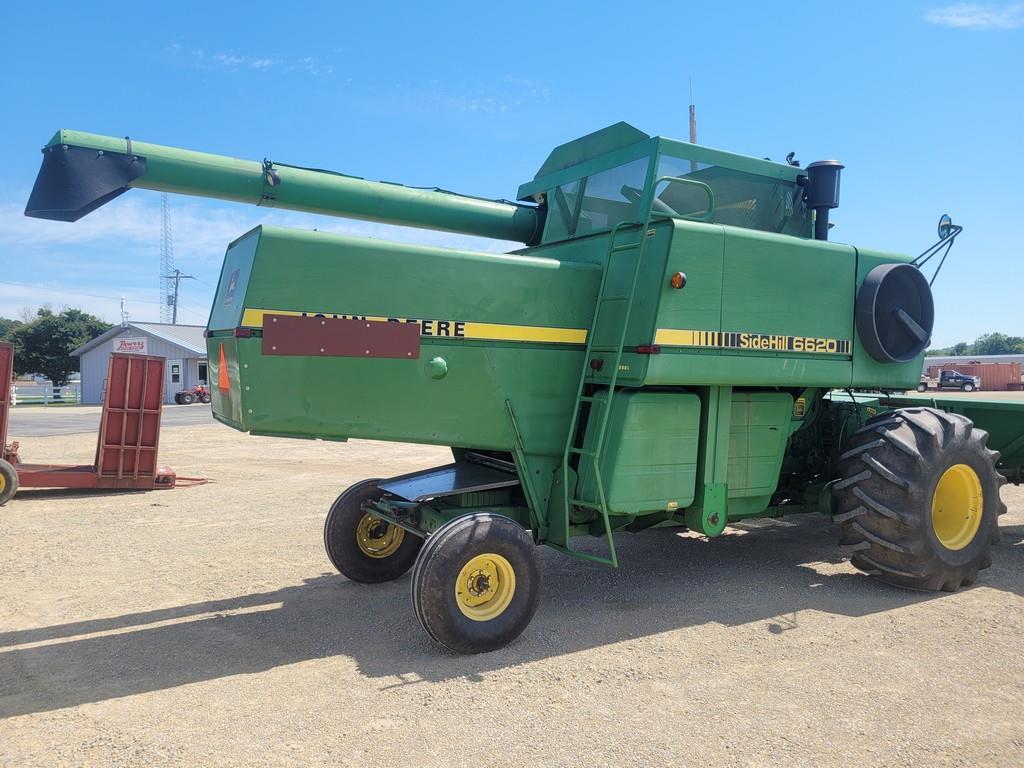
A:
1 417 1022 767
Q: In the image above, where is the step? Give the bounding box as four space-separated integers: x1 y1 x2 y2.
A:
567 447 598 457
571 499 604 511
599 295 631 303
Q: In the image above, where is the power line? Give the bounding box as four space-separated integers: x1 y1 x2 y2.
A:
0 278 166 306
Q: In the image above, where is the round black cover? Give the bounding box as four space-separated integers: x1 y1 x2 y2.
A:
856 263 934 363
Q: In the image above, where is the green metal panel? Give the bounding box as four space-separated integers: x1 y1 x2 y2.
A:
207 226 599 454
646 222 856 388
726 391 794 518
577 390 700 515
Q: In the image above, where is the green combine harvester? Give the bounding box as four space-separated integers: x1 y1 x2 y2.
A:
26 123 1024 653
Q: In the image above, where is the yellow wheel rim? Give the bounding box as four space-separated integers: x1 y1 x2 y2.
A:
355 513 405 559
931 463 984 551
455 553 516 622
0 474 5 493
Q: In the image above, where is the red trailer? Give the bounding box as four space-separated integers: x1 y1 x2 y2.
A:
0 344 177 505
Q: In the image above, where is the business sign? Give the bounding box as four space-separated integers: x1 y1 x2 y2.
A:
113 336 148 355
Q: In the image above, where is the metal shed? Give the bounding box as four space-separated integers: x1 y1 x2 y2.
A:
72 323 208 404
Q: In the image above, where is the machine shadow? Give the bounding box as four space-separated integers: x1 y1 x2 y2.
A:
3 516 1021 718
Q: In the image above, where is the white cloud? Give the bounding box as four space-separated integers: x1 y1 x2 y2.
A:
925 2 1024 28
168 44 332 77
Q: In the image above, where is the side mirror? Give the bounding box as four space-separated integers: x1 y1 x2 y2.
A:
938 213 953 240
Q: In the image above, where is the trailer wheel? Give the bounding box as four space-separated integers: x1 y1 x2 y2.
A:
833 407 1006 592
324 479 422 583
916 383 928 392
411 513 540 654
0 459 18 506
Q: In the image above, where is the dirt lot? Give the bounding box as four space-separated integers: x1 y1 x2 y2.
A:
1 414 1022 767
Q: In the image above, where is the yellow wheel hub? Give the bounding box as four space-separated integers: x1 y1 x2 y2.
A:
931 463 984 551
355 513 405 559
0 475 5 493
455 553 516 622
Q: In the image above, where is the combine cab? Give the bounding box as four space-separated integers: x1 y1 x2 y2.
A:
24 123 1024 653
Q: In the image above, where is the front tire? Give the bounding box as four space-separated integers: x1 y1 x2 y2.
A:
962 383 975 392
324 479 422 583
411 513 540 654
0 459 18 506
833 407 1006 591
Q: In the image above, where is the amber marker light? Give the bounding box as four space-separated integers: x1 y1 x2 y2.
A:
670 272 687 289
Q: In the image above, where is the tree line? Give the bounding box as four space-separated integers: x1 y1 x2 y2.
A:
1 308 111 386
927 332 1024 357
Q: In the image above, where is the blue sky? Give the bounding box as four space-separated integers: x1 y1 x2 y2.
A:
0 1 1020 344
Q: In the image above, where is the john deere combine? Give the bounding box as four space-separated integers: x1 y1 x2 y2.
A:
26 123 1023 653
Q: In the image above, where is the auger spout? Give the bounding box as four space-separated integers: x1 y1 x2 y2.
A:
24 129 543 244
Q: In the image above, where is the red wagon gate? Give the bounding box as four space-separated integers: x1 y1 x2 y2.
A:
0 343 12 454
1 351 176 496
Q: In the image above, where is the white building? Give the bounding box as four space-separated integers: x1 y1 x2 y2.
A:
72 323 208 405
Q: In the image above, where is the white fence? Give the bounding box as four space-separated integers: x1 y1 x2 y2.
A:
11 384 82 405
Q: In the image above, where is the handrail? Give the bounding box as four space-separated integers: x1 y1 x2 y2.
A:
649 175 716 223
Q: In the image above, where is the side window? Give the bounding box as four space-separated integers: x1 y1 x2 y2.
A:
575 157 650 236
544 180 581 242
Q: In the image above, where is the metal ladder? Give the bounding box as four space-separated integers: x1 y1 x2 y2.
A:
559 219 649 566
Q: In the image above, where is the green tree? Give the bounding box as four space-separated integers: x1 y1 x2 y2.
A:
9 308 111 386
0 317 23 341
973 332 1012 355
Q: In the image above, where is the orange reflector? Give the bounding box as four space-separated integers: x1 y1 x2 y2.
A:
218 343 230 392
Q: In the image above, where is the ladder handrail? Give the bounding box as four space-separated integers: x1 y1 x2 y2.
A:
560 214 655 566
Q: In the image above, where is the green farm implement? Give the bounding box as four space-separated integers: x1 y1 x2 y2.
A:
26 123 1024 653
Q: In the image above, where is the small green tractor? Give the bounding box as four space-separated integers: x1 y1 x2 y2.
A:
26 123 1022 653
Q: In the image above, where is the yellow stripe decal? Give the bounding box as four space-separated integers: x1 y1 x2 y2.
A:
241 308 587 345
654 328 852 355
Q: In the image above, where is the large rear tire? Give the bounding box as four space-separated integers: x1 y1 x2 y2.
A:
0 459 18 506
832 407 1006 591
324 479 423 583
411 513 540 654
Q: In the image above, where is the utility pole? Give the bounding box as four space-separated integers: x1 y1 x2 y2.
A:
162 268 196 324
688 79 698 173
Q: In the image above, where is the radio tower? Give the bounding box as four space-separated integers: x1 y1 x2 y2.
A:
159 193 175 322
